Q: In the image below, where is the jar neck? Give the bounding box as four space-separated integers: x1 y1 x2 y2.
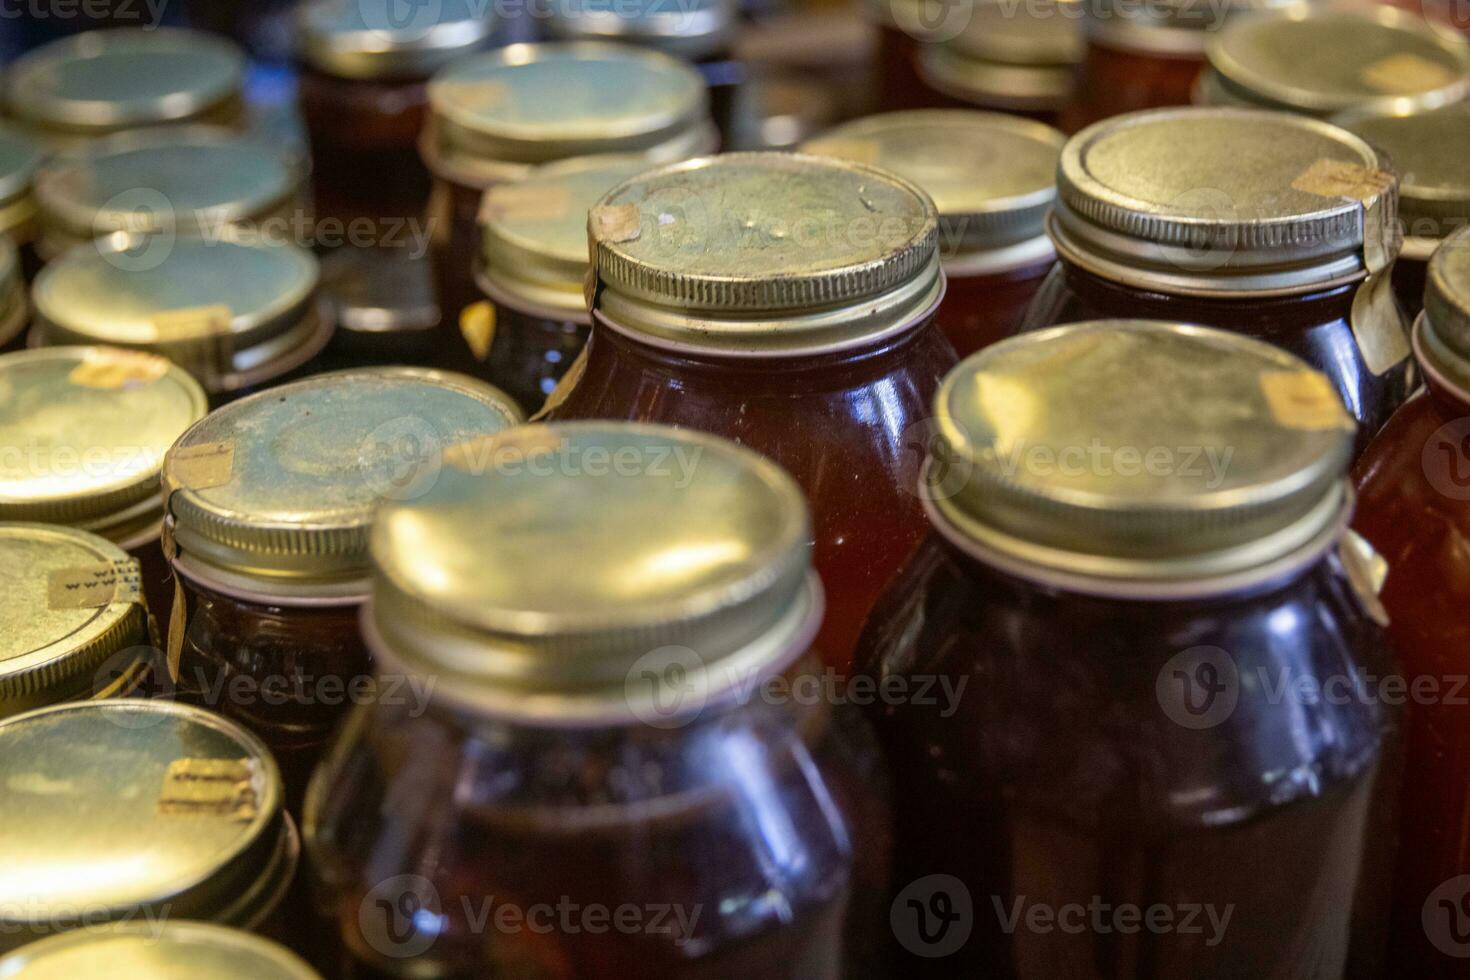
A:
1059 255 1362 315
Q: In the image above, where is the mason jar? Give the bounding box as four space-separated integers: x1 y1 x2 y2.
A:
0 922 322 980
0 124 43 268
0 238 28 354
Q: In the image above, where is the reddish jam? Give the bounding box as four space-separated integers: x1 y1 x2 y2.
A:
1067 42 1203 129
939 259 1054 356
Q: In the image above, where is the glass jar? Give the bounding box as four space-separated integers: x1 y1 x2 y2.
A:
857 319 1400 977
295 0 500 225
914 0 1083 130
861 0 946 111
31 235 333 407
0 124 43 269
0 922 322 980
421 42 716 346
472 155 651 414
0 238 28 354
1197 6 1470 118
1355 225 1470 974
0 699 300 953
160 366 522 813
31 127 307 263
0 346 207 622
0 523 154 719
1 28 248 149
802 110 1063 356
544 152 957 670
1022 107 1413 457
306 422 891 979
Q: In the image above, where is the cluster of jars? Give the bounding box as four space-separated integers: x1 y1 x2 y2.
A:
3 2 1470 978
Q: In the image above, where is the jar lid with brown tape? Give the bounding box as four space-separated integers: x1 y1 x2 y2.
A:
297 0 500 81
917 0 1082 112
0 699 297 953
0 922 321 980
546 0 737 63
0 124 43 245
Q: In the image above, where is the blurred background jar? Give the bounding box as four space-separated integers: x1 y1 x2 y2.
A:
0 124 44 277
803 109 1062 356
306 423 891 979
473 155 651 415
0 346 207 621
1020 107 1412 456
160 366 521 813
0 922 323 980
544 152 956 670
31 235 332 407
858 320 1399 978
0 523 155 719
0 238 28 354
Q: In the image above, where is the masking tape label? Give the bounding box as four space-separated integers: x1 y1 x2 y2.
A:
531 346 588 422
459 301 496 362
440 80 507 111
67 348 171 390
169 441 235 490
1290 159 1396 203
481 185 572 224
157 757 260 821
591 204 641 244
47 559 143 609
803 138 880 165
1260 370 1353 431
151 304 233 340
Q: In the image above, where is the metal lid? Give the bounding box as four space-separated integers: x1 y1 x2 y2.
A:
1052 107 1399 295
33 236 324 395
369 423 817 720
547 0 736 61
0 238 26 350
427 42 711 171
919 0 1082 111
0 124 43 238
163 367 522 595
33 128 304 255
0 347 206 538
0 524 151 718
1207 7 1470 117
1083 0 1295 57
801 110 1063 261
479 155 651 319
1339 103 1470 255
1421 224 1470 387
928 320 1354 586
588 152 942 355
0 922 321 980
297 0 499 80
4 29 246 136
0 699 295 952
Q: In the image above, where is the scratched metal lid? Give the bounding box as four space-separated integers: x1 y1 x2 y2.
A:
546 0 737 61
0 124 43 241
0 922 322 980
0 699 296 953
1083 0 1296 57
1052 107 1399 295
297 0 500 80
917 0 1082 111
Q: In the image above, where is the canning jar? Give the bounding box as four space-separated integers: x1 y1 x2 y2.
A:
1 28 248 149
0 922 322 980
0 523 154 720
0 699 299 953
160 366 521 812
0 346 207 621
1197 6 1470 118
472 155 651 414
858 319 1400 978
306 422 891 979
421 42 716 345
32 127 307 262
0 124 43 264
914 0 1083 130
544 152 956 669
295 0 500 225
1021 107 1413 456
31 235 333 407
0 238 27 354
802 109 1062 356
861 0 946 111
1355 225 1470 974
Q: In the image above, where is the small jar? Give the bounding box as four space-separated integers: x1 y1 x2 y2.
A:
472 155 652 414
0 922 322 980
861 0 945 111
1197 6 1470 117
306 423 891 979
915 0 1083 130
0 346 207 621
160 366 522 812
0 699 299 953
0 523 154 719
295 0 500 224
803 109 1063 356
421 42 716 344
544 152 957 669
2 28 248 149
31 235 333 407
1021 107 1413 456
32 127 307 262
858 320 1399 977
0 124 43 266
0 238 27 354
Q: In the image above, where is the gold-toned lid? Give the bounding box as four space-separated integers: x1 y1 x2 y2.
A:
1053 107 1398 295
1207 7 1470 117
0 124 43 238
1083 0 1294 57
0 922 321 980
479 155 652 319
369 423 816 719
917 0 1081 111
1339 103 1470 253
546 0 737 62
0 347 206 536
802 110 1063 260
929 320 1354 585
297 0 499 80
4 29 246 135
0 699 295 953
163 367 522 594
1422 224 1470 389
33 236 324 395
589 152 942 354
0 523 150 718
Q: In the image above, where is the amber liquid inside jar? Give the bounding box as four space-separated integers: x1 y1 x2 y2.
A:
873 25 930 110
1066 42 1202 130
472 303 588 415
938 258 1054 356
